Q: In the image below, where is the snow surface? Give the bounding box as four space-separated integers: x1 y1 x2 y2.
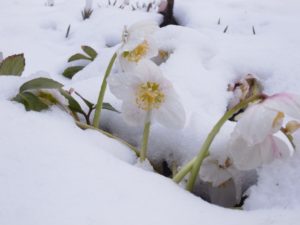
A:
1 0 300 224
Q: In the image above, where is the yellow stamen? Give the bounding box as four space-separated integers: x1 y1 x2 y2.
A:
136 81 165 111
123 41 149 62
285 120 300 134
272 111 284 129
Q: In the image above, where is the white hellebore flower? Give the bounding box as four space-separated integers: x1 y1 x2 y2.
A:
200 154 243 201
229 93 300 170
108 60 185 128
119 20 159 71
200 155 239 187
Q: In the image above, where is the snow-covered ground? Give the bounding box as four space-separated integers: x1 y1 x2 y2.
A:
1 0 300 224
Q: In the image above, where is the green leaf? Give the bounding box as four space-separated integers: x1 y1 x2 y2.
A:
59 89 84 114
37 91 59 105
19 77 63 93
74 91 94 109
0 54 25 76
102 102 119 113
62 66 84 79
13 92 49 111
81 46 97 60
68 53 92 62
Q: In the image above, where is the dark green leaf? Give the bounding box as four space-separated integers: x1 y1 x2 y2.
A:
19 77 63 93
59 89 84 114
81 46 97 60
102 102 119 113
0 54 25 76
13 92 49 111
68 53 92 62
74 91 94 109
62 66 84 79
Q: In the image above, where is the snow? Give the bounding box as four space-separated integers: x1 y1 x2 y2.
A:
1 0 300 224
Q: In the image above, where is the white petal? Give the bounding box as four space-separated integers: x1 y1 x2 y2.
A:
107 72 140 100
200 156 232 187
155 93 186 129
128 20 158 40
264 93 300 120
236 104 280 145
143 37 159 59
121 101 147 126
122 21 158 52
118 56 137 72
135 60 164 83
229 134 291 170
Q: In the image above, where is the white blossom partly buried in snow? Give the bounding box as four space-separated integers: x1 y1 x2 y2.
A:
118 20 159 71
200 154 244 202
108 60 185 128
200 155 240 187
229 93 300 170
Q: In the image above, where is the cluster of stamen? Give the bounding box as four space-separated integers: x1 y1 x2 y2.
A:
136 81 165 111
123 41 149 62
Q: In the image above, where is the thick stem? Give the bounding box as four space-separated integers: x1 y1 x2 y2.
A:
140 112 152 162
184 95 265 191
92 52 118 127
173 157 196 183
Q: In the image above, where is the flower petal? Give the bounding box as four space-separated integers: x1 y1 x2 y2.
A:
107 72 141 100
200 156 232 187
155 93 186 129
121 101 146 126
236 104 281 145
229 133 291 170
264 93 300 120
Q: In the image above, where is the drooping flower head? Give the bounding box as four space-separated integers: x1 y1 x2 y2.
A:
229 93 300 170
119 21 159 71
108 59 185 128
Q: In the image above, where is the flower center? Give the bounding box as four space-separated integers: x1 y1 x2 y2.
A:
136 81 165 111
123 41 149 62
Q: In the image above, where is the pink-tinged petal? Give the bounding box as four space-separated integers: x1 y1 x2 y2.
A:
264 93 300 120
155 93 186 129
292 129 300 151
229 133 263 170
121 101 146 127
236 104 281 145
229 134 291 170
267 135 293 159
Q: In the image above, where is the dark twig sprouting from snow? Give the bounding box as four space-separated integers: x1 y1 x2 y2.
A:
65 24 71 38
218 18 221 25
252 26 256 35
159 0 178 27
223 25 229 33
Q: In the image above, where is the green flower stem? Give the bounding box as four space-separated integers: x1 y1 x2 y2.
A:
140 112 152 162
76 121 140 157
92 52 118 127
185 94 265 191
173 157 196 183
